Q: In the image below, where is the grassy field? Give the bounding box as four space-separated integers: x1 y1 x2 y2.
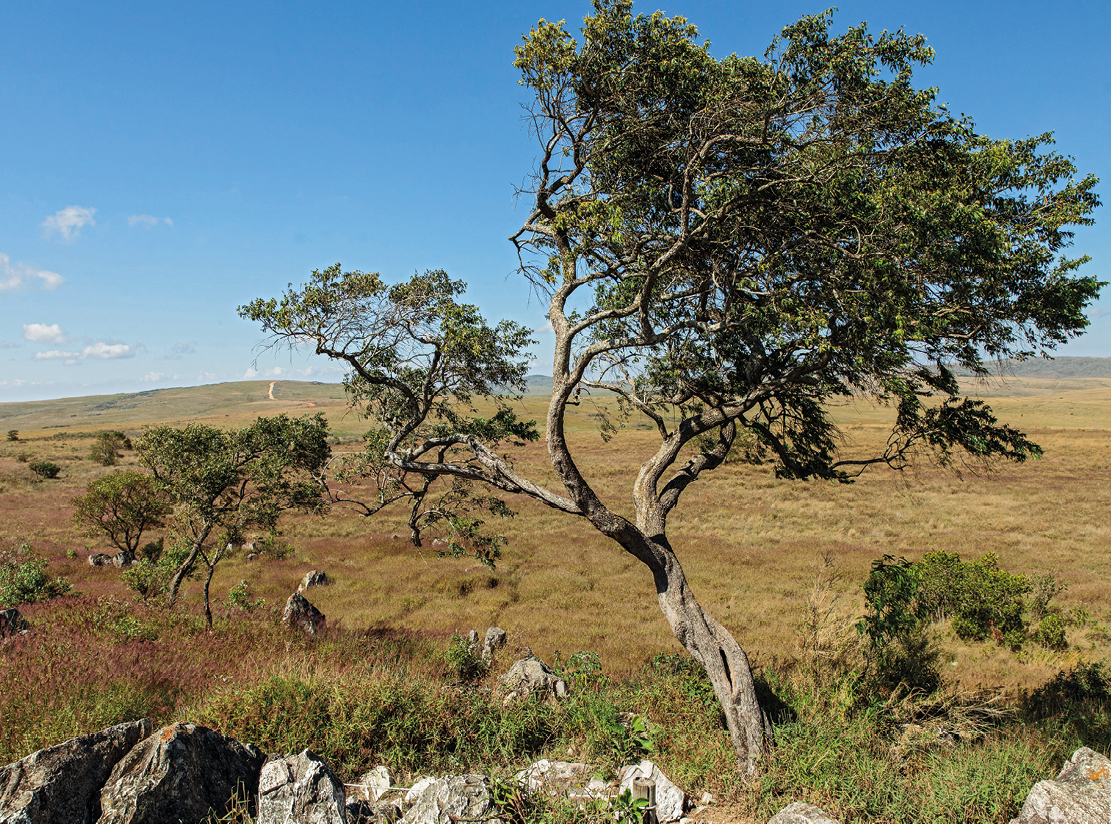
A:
2 370 1109 822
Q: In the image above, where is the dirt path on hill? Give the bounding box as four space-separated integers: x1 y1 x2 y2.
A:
268 381 277 400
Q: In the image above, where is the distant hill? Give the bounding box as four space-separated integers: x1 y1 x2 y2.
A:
953 357 1111 379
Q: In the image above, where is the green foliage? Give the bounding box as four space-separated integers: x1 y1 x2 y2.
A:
72 471 170 561
0 542 71 607
6 430 17 442
1029 573 1068 622
444 633 489 682
121 538 193 601
1034 614 1068 651
89 431 131 466
1023 662 1111 752
28 460 60 479
227 580 264 612
255 534 293 560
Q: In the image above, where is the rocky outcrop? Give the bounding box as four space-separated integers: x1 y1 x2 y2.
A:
298 571 329 592
88 553 113 566
767 801 840 824
1008 746 1111 824
618 760 685 822
98 722 265 824
498 653 567 702
257 749 346 824
399 775 498 824
353 766 392 803
0 609 28 639
515 759 611 803
481 628 506 664
282 592 326 636
0 718 152 824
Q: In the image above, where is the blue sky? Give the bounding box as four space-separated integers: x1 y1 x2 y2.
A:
2 0 1108 402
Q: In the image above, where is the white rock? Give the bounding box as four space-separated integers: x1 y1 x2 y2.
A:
1008 747 1111 824
618 760 685 822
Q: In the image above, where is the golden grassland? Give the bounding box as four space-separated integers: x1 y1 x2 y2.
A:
2 376 1109 695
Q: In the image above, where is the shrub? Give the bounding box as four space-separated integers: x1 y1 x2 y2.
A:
0 542 71 606
28 461 60 479
1028 573 1067 622
89 431 131 466
227 580 264 612
444 633 489 682
6 430 17 441
1034 614 1068 651
122 538 193 601
256 534 294 560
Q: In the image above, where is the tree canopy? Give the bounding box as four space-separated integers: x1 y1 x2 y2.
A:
242 0 1101 775
72 471 170 564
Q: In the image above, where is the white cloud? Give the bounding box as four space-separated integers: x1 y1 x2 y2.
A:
0 253 64 292
139 371 175 382
23 323 67 343
538 319 555 334
35 350 79 362
128 214 174 228
198 371 217 381
82 342 133 359
41 206 96 241
243 367 259 379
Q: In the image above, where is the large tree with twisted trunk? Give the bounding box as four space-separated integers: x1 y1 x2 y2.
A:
241 0 1101 775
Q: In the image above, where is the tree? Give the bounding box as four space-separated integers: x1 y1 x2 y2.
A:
89 431 132 467
136 414 331 629
72 471 171 564
241 1 1101 775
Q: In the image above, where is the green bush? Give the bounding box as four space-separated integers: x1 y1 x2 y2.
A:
122 538 192 601
6 430 17 442
444 633 489 682
0 543 71 606
1034 614 1068 651
89 431 131 466
29 461 60 479
227 580 264 612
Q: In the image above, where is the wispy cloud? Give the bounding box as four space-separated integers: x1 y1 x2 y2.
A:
537 319 555 334
128 214 173 228
34 341 134 366
23 323 67 344
165 341 196 359
1 253 64 292
41 206 96 241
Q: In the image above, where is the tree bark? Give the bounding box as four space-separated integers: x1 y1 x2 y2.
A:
630 530 770 777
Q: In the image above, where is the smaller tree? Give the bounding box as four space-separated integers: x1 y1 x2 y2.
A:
6 430 18 442
72 471 171 564
137 414 330 629
89 431 131 467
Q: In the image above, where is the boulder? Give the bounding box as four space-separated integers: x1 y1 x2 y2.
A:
0 718 152 824
402 778 435 808
0 608 28 638
282 592 326 636
498 653 567 703
298 571 329 592
1008 746 1111 824
98 722 265 824
110 553 133 568
767 801 840 824
353 766 391 803
257 749 346 824
515 760 600 799
399 775 499 824
247 553 259 561
88 553 113 566
618 760 685 823
481 628 507 663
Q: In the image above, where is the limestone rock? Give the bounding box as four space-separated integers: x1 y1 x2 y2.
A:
481 628 507 663
0 609 28 638
618 760 685 823
298 571 329 592
515 760 601 799
402 778 435 808
88 553 112 566
354 766 391 803
0 718 152 824
1009 746 1111 824
282 592 326 636
767 801 840 824
399 775 499 824
498 654 567 703
257 749 346 824
98 722 265 824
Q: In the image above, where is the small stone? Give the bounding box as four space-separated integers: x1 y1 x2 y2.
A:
768 801 840 824
700 792 713 806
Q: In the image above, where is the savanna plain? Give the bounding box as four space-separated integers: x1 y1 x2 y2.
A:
1 367 1109 823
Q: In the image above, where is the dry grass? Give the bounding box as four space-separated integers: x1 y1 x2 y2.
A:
1 377 1108 696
